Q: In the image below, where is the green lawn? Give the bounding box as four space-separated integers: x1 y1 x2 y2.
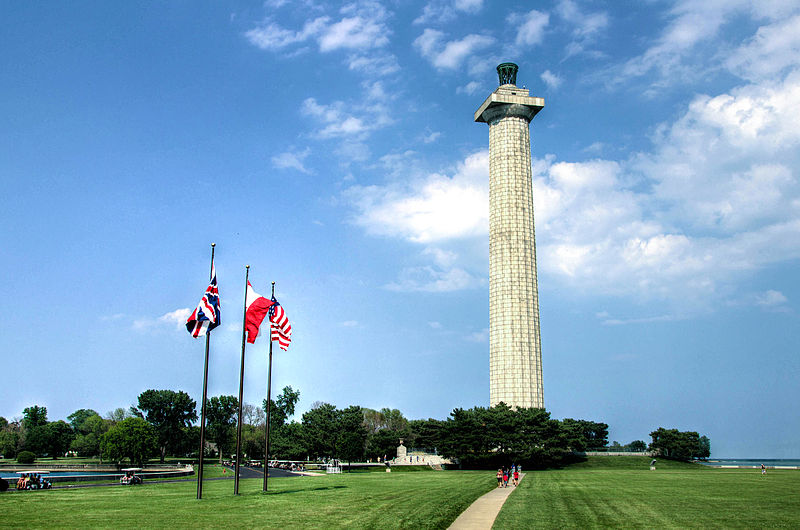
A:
2 470 494 528
497 457 800 528
4 458 800 528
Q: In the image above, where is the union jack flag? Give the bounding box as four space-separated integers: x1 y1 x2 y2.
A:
269 296 292 351
186 265 220 338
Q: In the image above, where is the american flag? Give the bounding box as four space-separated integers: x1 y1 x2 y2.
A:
269 296 292 351
186 266 220 338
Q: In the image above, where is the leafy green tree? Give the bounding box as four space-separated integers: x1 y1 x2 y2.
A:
271 421 306 461
698 436 711 459
0 420 21 459
67 409 100 434
24 421 75 458
438 404 568 469
408 419 444 453
338 406 367 466
102 417 158 467
365 428 403 461
649 428 709 460
67 411 107 457
562 419 608 451
206 395 239 463
0 417 8 430
22 406 48 430
137 389 198 462
301 402 339 460
628 440 647 452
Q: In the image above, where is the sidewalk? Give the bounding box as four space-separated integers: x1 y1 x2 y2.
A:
448 474 524 530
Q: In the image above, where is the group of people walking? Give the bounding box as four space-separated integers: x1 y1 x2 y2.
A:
496 465 520 488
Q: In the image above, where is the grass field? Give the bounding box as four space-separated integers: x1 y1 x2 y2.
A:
1 469 494 528
3 458 799 528
497 457 800 528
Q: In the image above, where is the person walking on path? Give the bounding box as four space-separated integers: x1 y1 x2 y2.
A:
449 472 525 529
502 467 509 488
496 469 503 488
513 469 519 487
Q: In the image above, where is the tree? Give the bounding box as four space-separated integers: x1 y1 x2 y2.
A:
562 419 609 451
67 410 106 457
102 417 158 467
338 406 367 466
242 403 265 427
649 428 709 460
67 409 100 433
22 406 48 430
0 420 22 459
106 408 132 424
438 404 568 469
24 421 75 458
698 436 711 459
301 402 339 460
628 440 647 452
206 395 239 463
137 389 198 462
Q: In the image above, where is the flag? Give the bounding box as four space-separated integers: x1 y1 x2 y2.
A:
186 265 221 338
245 281 275 344
269 296 292 351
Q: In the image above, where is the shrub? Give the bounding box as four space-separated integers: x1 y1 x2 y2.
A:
17 450 36 464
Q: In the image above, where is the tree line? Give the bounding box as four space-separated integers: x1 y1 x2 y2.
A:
0 388 709 468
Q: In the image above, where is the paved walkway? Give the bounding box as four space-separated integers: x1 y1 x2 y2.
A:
448 474 524 530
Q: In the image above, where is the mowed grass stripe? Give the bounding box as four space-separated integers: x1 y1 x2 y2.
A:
2 470 495 529
497 464 800 529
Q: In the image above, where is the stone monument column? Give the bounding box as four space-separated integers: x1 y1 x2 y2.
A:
475 63 545 409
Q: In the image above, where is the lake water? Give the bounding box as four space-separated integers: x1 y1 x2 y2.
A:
0 470 121 479
699 459 800 467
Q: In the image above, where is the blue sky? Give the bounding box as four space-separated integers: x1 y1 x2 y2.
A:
2 1 799 458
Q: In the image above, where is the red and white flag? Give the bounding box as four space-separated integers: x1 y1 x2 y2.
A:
245 281 275 344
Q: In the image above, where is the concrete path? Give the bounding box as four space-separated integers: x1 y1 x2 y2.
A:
448 474 524 530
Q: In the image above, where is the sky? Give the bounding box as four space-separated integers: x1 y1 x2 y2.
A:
1 1 799 458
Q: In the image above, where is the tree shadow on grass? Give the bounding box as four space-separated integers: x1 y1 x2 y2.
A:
262 485 348 495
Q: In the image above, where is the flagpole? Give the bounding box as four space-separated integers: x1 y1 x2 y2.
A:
196 243 215 500
262 281 275 492
234 265 250 496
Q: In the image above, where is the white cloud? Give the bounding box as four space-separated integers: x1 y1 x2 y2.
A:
346 67 800 305
466 328 488 342
133 308 191 331
301 98 371 139
509 9 549 47
386 265 478 292
726 14 800 81
272 147 312 173
556 0 608 58
611 1 798 88
345 150 489 243
245 17 329 50
428 321 442 329
348 53 401 76
341 320 359 327
159 308 192 326
540 69 563 89
457 81 482 95
756 289 788 307
319 15 390 52
414 29 494 70
245 3 391 54
421 130 441 143
415 0 484 24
